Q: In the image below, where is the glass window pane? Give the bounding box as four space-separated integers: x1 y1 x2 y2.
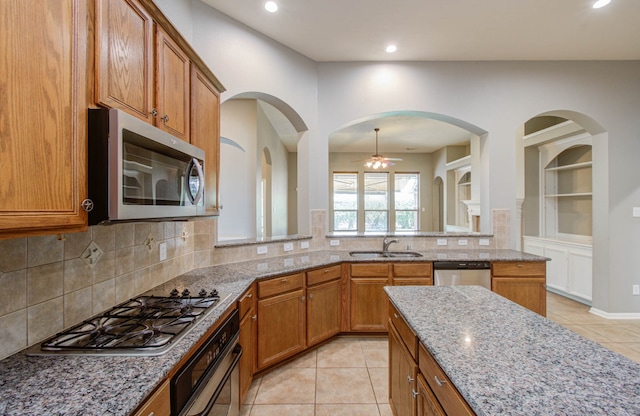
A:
333 173 358 210
365 211 388 232
395 174 419 210
364 172 388 210
396 211 418 231
334 211 357 231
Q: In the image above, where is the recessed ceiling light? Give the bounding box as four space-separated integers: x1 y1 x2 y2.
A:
592 0 611 8
386 45 397 53
265 1 278 13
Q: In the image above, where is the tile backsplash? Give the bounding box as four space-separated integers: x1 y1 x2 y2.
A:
0 219 216 360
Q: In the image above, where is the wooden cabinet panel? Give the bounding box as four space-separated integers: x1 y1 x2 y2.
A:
238 285 255 319
394 263 432 277
307 265 341 286
389 324 418 416
419 344 475 416
239 307 256 403
307 279 341 347
190 65 220 214
258 273 304 298
492 261 546 276
417 374 446 416
256 289 306 370
389 303 417 360
351 263 389 277
95 0 153 122
492 277 547 316
0 0 88 237
133 379 170 416
155 26 190 141
350 278 388 332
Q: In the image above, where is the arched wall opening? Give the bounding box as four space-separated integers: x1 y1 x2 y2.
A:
219 92 308 241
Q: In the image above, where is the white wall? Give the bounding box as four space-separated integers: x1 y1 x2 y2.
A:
156 1 640 315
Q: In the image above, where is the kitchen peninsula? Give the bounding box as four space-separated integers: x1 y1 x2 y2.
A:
0 249 547 415
386 285 640 415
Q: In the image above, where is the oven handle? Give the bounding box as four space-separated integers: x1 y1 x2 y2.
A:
185 158 205 205
194 343 242 416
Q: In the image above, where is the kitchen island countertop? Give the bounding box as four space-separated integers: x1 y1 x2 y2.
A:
0 249 545 416
386 285 640 415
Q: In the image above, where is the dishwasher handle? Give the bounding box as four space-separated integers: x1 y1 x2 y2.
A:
433 261 490 270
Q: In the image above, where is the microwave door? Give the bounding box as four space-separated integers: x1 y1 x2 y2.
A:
185 158 205 206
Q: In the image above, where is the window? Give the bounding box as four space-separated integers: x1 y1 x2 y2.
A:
394 173 419 231
364 172 389 231
333 173 358 231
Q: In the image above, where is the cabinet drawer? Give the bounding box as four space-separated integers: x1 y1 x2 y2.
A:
393 262 432 277
258 273 304 298
238 285 255 318
307 265 342 286
389 303 417 360
133 379 170 416
492 261 545 277
419 344 475 416
351 263 389 277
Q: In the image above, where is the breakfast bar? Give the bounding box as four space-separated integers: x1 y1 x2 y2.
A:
385 285 640 415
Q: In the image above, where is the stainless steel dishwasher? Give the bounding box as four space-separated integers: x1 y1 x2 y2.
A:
433 261 491 289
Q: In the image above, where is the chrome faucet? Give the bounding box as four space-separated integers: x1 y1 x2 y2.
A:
383 238 399 253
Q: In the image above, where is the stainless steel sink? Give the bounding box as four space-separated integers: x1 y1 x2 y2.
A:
349 251 423 258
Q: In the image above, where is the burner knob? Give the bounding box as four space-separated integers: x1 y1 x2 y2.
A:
181 288 190 297
210 289 219 297
199 289 207 297
170 288 179 297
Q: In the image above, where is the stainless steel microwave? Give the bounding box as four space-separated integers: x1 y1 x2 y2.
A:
88 108 206 225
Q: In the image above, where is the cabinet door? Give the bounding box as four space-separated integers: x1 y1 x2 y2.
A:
492 277 547 316
190 65 220 214
350 278 388 332
307 279 341 347
239 308 256 403
133 379 170 416
417 374 445 416
0 0 88 237
256 289 306 370
155 26 190 141
389 325 417 416
95 0 154 122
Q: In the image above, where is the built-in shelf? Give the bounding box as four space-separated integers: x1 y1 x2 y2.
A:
545 193 592 198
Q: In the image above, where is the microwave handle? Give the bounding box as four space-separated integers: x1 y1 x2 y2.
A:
185 158 205 205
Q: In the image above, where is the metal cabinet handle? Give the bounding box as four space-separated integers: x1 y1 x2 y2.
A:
407 375 414 384
150 108 158 117
161 114 169 123
324 269 330 273
246 293 253 298
252 315 257 321
281 278 288 283
394 313 399 319
434 376 447 387
411 389 419 399
309 294 314 299
301 296 306 302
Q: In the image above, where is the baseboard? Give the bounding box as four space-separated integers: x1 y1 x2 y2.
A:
589 308 640 320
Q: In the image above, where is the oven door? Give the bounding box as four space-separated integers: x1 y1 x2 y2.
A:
177 340 242 416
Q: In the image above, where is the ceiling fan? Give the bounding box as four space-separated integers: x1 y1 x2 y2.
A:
362 128 402 169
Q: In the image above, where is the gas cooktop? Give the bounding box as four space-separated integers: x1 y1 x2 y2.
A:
28 288 231 356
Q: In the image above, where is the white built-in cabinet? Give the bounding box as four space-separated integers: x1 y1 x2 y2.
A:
522 120 593 303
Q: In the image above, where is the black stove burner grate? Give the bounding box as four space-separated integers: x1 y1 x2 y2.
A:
40 292 222 352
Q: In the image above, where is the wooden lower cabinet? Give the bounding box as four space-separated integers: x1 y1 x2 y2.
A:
256 288 306 370
132 379 170 416
350 278 388 332
389 324 418 416
238 286 256 403
491 262 546 316
307 279 341 347
417 374 445 416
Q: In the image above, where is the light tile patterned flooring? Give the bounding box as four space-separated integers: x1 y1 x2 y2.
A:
241 292 640 416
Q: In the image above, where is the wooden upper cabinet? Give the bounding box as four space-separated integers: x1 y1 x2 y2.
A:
155 26 190 141
190 65 221 213
0 0 88 237
95 0 154 122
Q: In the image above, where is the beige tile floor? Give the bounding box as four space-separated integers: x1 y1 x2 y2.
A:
241 292 640 416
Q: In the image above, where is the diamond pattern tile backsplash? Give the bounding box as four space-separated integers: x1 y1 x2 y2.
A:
0 219 216 360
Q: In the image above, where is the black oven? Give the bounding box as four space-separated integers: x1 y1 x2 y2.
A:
171 310 242 416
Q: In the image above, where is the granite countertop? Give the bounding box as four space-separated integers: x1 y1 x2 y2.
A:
385 285 640 416
0 249 546 416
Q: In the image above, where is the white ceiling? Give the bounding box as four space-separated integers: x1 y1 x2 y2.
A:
205 0 639 153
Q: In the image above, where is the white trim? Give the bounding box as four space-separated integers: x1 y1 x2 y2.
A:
589 307 640 320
